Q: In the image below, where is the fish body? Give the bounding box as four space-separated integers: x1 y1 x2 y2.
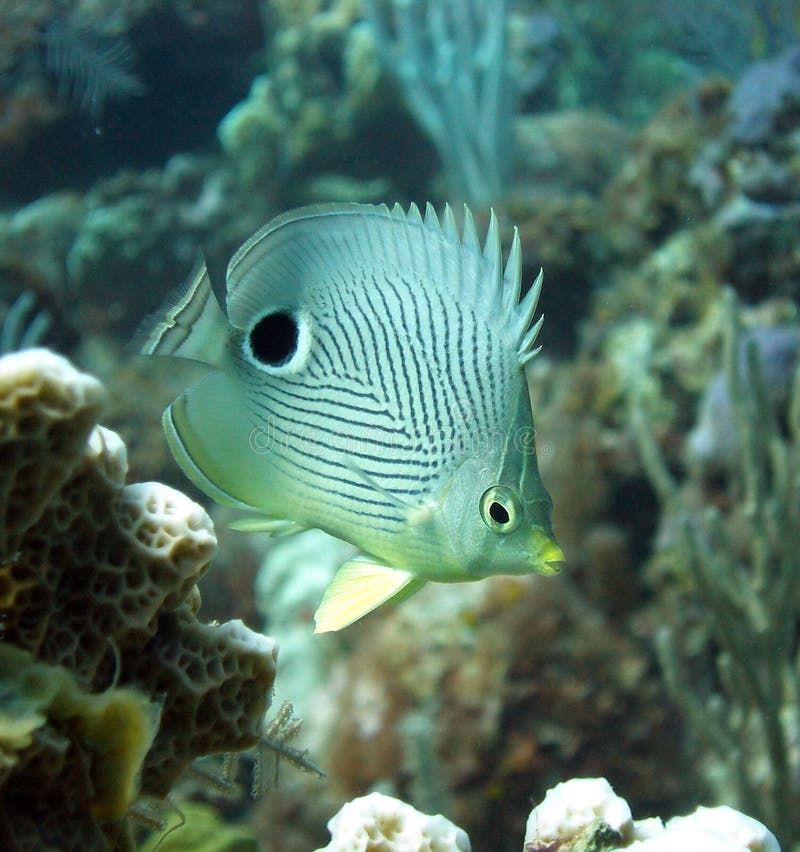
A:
138 203 562 631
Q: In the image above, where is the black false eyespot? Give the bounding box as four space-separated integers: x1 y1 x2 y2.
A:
249 310 299 367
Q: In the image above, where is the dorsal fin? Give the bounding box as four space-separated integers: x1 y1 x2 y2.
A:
132 256 228 368
483 210 503 312
514 268 545 365
442 203 459 240
502 228 522 313
220 202 545 367
424 201 440 229
461 205 481 254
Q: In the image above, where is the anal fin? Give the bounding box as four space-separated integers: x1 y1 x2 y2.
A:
313 557 425 633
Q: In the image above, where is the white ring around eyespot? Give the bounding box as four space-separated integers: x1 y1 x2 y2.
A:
242 308 313 375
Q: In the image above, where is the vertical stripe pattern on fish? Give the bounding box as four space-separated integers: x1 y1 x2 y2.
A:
136 202 562 631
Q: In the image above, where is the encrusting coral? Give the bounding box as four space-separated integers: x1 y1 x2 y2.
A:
0 348 278 850
315 791 471 852
313 779 779 852
522 777 779 852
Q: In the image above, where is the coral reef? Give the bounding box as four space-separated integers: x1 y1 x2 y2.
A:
363 0 514 205
0 156 241 341
253 562 691 850
245 54 800 847
0 291 51 354
0 348 277 849
0 0 264 202
42 16 147 119
618 290 800 849
728 46 800 144
218 0 398 203
686 323 799 467
602 50 800 313
312 779 779 851
0 641 159 838
3 3 800 848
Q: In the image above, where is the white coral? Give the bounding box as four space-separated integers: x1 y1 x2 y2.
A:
524 777 633 847
658 806 780 852
118 480 217 564
316 791 470 852
523 779 780 852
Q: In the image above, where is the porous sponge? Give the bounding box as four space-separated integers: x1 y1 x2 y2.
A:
0 346 106 554
128 611 280 797
0 349 278 848
3 421 218 687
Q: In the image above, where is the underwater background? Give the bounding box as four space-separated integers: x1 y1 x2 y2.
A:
1 0 800 849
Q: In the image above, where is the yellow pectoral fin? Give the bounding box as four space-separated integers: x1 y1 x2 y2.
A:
313 558 424 633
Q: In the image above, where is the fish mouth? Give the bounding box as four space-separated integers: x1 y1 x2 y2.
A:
529 529 564 576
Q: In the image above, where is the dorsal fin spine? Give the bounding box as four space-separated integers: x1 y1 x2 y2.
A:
483 209 503 311
514 267 543 343
503 228 522 312
424 202 440 230
519 345 543 367
519 314 545 356
462 205 480 254
443 203 459 240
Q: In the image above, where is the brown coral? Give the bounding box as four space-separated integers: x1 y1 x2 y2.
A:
0 349 278 850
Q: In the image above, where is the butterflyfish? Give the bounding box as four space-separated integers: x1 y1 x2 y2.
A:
137 203 563 632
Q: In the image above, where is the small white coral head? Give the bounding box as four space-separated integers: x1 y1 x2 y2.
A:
87 425 128 486
626 827 754 851
665 806 780 852
316 791 470 852
524 777 633 847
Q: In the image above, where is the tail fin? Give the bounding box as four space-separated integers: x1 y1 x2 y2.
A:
132 256 228 368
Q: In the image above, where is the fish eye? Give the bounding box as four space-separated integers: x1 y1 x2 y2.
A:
245 309 311 373
479 485 522 534
249 310 298 366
